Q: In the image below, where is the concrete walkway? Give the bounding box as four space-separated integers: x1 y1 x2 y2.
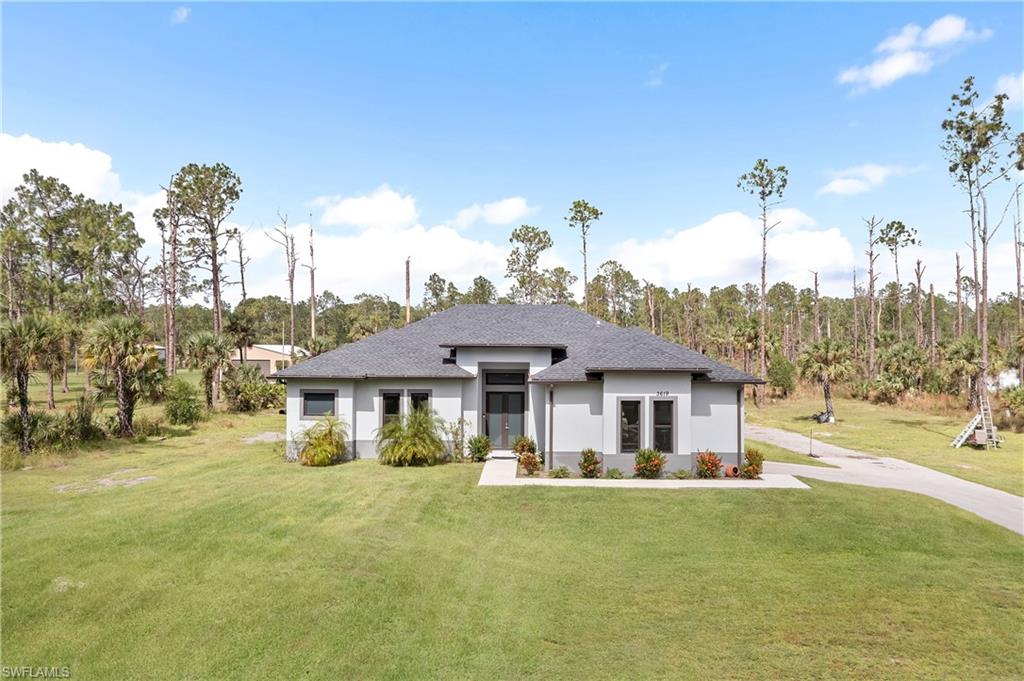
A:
478 457 809 489
750 424 1024 535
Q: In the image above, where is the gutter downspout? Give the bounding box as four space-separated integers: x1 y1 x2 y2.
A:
548 385 554 471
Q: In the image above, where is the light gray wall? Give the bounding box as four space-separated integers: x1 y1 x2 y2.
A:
548 382 604 471
600 372 692 473
691 383 744 466
285 378 354 460
351 379 464 458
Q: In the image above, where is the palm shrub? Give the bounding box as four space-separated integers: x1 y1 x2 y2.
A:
81 316 157 438
376 407 446 466
298 416 349 466
634 448 666 479
0 316 53 453
876 341 927 397
695 450 723 479
223 364 284 412
740 448 764 479
164 377 205 426
184 331 233 409
467 434 492 462
578 448 601 478
548 465 570 479
604 467 624 479
797 339 853 420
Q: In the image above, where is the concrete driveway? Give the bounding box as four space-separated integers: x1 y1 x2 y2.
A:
749 424 1024 535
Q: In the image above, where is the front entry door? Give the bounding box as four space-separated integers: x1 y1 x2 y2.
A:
485 392 525 449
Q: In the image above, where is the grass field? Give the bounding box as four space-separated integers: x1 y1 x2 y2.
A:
2 406 1022 680
749 395 1024 496
746 438 837 468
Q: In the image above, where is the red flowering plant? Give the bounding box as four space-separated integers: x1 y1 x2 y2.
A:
578 448 602 478
633 448 666 479
695 450 722 479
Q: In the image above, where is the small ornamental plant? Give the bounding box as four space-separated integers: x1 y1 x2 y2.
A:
633 448 666 479
671 468 693 480
695 450 723 479
741 448 764 479
548 465 571 479
519 450 543 476
512 435 537 455
467 434 492 462
604 468 624 479
578 448 601 478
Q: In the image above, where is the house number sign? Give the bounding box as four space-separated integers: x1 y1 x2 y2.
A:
655 391 670 396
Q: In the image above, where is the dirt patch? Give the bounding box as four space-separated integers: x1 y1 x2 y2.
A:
53 576 86 593
55 475 157 493
243 432 286 444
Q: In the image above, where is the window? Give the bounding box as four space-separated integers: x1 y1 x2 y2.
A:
410 391 431 412
653 400 674 453
486 372 525 385
382 392 402 424
551 348 567 364
302 391 335 418
619 400 641 453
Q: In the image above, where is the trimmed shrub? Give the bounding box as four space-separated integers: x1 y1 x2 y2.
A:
604 467 624 479
164 378 204 426
467 434 492 462
634 448 666 479
224 364 285 412
695 450 723 479
377 408 446 466
578 448 601 478
548 465 570 479
741 448 764 479
670 468 693 480
767 352 796 397
511 435 537 455
519 451 543 476
298 416 349 466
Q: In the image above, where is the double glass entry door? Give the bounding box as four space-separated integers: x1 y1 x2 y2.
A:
485 392 525 449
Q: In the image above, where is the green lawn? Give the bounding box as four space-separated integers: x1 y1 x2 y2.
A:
2 411 1022 680
747 438 837 468
749 396 1024 496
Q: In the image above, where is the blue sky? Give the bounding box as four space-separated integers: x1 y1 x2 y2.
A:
2 2 1022 303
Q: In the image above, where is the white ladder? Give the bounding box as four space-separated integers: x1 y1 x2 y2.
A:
978 389 1001 449
951 413 981 448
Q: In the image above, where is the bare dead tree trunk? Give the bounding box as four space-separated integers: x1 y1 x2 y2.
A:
852 269 859 359
404 256 411 326
968 177 981 341
864 217 880 378
756 205 779 409
1014 186 1022 379
302 218 317 338
270 213 298 352
914 260 925 346
811 271 820 342
955 252 963 339
235 230 250 304
929 283 937 363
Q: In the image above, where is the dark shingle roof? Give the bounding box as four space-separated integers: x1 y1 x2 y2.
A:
273 304 763 383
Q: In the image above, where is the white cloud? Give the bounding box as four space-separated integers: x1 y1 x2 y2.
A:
171 7 190 24
316 184 418 230
995 72 1023 110
839 14 991 93
817 163 922 196
0 132 169 251
612 210 856 294
644 62 669 89
453 196 536 228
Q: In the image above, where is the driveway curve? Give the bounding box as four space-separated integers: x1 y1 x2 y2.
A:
750 424 1024 535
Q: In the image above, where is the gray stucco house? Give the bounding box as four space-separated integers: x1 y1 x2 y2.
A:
274 304 762 473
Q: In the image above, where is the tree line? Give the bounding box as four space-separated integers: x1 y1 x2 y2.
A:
2 76 1022 428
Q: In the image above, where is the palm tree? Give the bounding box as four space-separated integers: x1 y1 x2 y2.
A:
39 316 69 410
945 337 982 409
798 339 853 420
0 317 52 453
81 316 155 438
307 336 332 357
184 331 233 409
